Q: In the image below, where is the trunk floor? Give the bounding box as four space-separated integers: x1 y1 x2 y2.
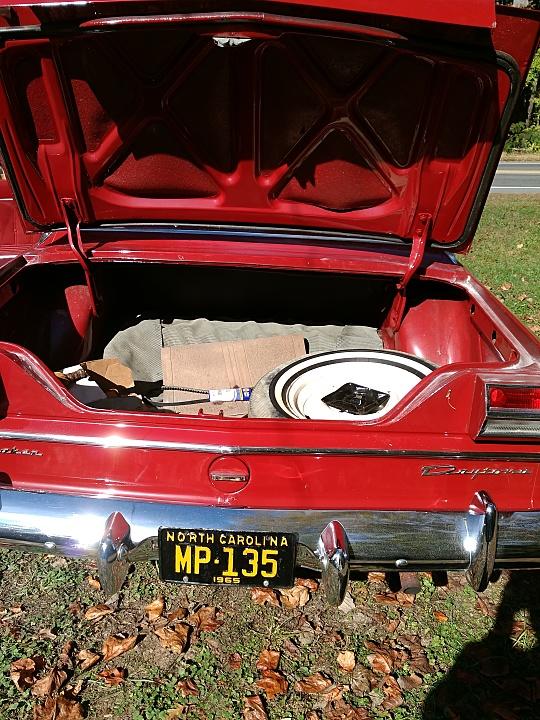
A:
104 318 382 382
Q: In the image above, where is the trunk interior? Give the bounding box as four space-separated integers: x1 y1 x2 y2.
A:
0 261 514 419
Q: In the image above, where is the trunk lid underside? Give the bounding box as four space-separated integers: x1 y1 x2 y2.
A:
0 2 537 248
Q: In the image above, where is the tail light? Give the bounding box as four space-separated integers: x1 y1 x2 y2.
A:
480 385 540 439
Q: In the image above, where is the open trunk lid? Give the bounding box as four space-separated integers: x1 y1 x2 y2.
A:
0 1 537 249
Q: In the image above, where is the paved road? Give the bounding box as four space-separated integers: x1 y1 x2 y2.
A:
491 161 540 193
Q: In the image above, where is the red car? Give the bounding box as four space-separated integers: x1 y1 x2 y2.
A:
0 0 537 606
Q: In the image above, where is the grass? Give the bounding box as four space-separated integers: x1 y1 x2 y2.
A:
463 194 540 335
0 195 539 720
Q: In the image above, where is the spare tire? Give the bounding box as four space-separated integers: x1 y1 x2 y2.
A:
249 349 436 421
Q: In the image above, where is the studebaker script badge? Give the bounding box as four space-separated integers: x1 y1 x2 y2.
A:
422 465 531 477
0 446 42 456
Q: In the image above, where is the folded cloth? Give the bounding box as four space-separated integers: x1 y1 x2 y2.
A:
161 334 306 416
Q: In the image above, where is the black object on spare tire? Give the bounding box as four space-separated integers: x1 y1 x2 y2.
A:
249 349 436 421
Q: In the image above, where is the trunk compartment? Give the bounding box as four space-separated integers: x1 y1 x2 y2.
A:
0 259 518 420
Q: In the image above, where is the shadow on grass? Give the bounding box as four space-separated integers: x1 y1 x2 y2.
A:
423 571 540 720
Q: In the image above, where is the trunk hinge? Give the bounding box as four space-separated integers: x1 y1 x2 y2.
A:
385 212 432 334
60 198 100 317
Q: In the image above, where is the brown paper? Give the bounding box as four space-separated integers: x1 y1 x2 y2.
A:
161 335 306 415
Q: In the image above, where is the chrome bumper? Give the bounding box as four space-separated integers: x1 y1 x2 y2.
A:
0 488 538 605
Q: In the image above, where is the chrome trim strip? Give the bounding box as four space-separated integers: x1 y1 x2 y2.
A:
0 489 539 575
0 430 538 461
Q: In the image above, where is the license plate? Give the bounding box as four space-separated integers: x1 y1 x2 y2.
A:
158 528 297 587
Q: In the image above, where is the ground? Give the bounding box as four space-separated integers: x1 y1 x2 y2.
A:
0 195 539 720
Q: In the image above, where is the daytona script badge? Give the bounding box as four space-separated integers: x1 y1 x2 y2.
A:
0 447 42 456
422 465 531 477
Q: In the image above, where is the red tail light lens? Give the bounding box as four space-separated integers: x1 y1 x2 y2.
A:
488 386 540 411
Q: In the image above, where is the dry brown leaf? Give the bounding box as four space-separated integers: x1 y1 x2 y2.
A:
101 634 138 662
144 597 165 622
165 709 186 720
386 619 399 634
187 606 223 633
176 679 199 697
256 649 280 671
34 696 84 720
67 602 82 617
10 656 45 691
500 283 513 291
367 651 393 674
283 639 300 657
154 624 190 654
243 695 268 720
367 571 386 583
397 673 423 691
374 592 414 607
86 576 101 590
280 585 309 609
295 672 333 694
38 628 58 641
382 676 404 711
167 607 188 622
59 641 75 667
98 667 126 686
256 670 288 700
76 650 101 672
250 587 280 607
337 650 356 672
83 604 114 622
326 698 372 719
295 578 319 592
228 652 242 670
31 667 68 697
433 611 448 623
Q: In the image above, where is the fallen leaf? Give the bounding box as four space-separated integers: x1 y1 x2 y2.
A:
337 650 356 672
367 651 393 674
154 624 190 654
295 672 333 694
517 243 524 249
374 592 414 607
59 641 75 667
325 698 372 719
338 593 356 613
283 639 300 657
386 619 399 634
397 673 423 691
367 572 386 583
433 611 448 623
165 709 186 720
176 679 199 697
76 650 101 672
83 604 114 622
101 634 138 662
382 676 404 710
38 628 58 641
256 649 280 671
86 576 101 590
167 607 188 622
243 695 268 720
34 696 85 720
251 588 280 607
256 670 288 699
67 602 82 617
10 604 24 615
10 656 45 691
228 652 242 670
32 667 68 697
188 606 223 633
98 667 126 686
295 578 319 592
500 283 512 291
280 585 309 609
144 597 165 622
